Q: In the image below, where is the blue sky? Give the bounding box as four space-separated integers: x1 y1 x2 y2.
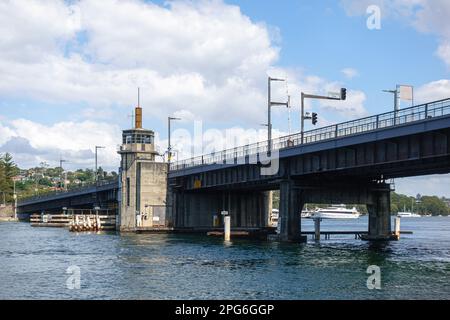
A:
0 0 449 197
229 0 445 98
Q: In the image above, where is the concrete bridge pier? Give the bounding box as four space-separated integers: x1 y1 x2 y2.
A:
279 180 307 243
277 180 394 243
363 185 393 241
171 189 271 230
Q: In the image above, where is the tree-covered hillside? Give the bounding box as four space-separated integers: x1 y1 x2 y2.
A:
0 153 118 202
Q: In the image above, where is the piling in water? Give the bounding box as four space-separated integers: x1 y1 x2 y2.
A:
394 216 401 240
224 216 231 241
314 218 321 241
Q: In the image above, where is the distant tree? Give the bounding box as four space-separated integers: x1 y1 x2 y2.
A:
0 155 5 195
38 177 53 187
0 153 18 202
75 169 94 182
2 153 18 180
272 190 280 209
417 196 450 216
390 203 399 214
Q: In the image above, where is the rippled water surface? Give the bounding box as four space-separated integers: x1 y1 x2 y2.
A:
0 217 449 300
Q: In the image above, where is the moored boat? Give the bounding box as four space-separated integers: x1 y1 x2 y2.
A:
311 205 360 219
397 211 421 218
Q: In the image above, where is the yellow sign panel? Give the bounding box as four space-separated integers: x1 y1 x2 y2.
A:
194 180 202 189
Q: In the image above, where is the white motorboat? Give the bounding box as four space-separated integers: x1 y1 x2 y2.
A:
397 205 421 218
301 204 313 218
397 211 421 218
301 210 312 218
311 205 360 219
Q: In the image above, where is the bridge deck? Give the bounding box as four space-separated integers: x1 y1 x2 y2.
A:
169 98 450 176
18 181 118 206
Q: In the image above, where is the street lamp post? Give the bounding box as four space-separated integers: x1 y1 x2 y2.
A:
95 146 105 183
383 86 401 125
168 117 181 165
13 178 17 220
268 77 289 152
59 158 67 190
383 87 400 112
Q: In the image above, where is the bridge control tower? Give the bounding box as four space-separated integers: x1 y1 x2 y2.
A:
117 99 168 231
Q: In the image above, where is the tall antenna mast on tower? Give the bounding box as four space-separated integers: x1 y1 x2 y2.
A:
135 87 142 129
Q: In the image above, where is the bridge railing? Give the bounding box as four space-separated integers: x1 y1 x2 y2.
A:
170 98 450 171
169 98 450 171
18 180 118 204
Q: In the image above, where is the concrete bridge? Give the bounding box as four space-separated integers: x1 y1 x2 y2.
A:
17 181 118 217
168 98 450 241
17 98 450 241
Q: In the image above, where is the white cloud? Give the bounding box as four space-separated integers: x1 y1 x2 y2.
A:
0 0 367 126
0 0 80 63
341 68 359 79
0 119 121 170
0 123 16 146
437 42 450 68
78 0 278 78
0 0 280 125
0 0 370 169
415 79 450 103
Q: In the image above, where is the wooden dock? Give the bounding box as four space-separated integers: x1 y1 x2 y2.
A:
31 214 71 227
207 231 252 237
301 230 413 240
207 229 413 241
135 227 174 233
30 213 116 231
206 228 276 240
68 215 116 232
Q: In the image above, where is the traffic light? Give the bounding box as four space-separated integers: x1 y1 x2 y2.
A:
312 113 318 125
341 88 347 101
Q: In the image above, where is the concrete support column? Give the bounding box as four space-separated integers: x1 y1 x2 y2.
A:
279 180 306 242
364 187 393 241
176 191 186 228
172 190 271 230
264 191 273 228
164 187 172 228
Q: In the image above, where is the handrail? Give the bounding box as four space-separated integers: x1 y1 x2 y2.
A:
18 180 118 204
170 98 450 171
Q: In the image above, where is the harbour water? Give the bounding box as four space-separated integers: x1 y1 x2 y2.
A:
0 217 449 300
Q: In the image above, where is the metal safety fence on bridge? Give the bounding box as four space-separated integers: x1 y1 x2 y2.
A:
170 98 450 171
